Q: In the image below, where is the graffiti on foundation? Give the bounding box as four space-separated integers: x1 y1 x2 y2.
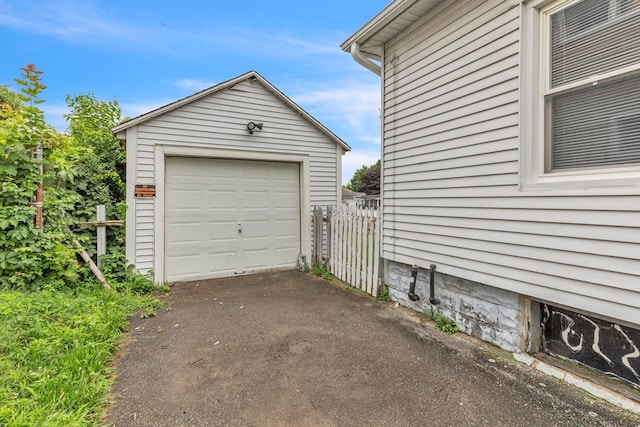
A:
542 304 640 388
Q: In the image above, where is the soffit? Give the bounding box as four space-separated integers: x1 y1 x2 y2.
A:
340 0 443 58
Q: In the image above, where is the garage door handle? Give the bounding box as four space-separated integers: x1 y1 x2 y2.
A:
238 223 242 233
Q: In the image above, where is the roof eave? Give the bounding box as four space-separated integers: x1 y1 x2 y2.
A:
111 71 350 152
340 0 421 56
111 71 257 134
340 0 444 58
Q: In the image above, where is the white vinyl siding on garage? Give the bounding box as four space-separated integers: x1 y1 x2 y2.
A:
381 0 640 325
133 80 338 203
123 75 343 279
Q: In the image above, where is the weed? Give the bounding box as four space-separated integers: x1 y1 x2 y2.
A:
312 263 332 280
435 314 460 334
421 305 438 323
422 306 460 334
311 264 375 299
378 286 390 302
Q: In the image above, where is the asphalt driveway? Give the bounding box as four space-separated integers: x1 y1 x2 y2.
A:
104 270 639 426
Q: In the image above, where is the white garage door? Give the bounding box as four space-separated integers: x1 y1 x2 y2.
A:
165 157 300 281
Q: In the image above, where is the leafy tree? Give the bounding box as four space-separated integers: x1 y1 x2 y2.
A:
345 164 368 192
0 64 156 292
345 160 380 195
64 93 131 282
0 65 80 290
356 161 380 195
0 85 22 111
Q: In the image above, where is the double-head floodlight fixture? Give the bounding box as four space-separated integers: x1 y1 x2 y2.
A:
247 121 263 134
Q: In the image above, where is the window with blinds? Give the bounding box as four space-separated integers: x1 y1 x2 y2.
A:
543 0 640 171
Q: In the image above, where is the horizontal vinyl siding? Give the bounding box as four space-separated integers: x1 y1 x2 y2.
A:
131 79 339 271
134 199 154 272
382 0 640 325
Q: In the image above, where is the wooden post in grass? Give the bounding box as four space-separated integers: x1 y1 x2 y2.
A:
76 205 124 281
72 237 111 290
96 205 106 268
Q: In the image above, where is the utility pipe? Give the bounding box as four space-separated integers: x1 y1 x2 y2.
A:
429 264 440 305
408 265 419 301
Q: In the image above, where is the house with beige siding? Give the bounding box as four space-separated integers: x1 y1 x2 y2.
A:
113 71 349 284
343 0 640 387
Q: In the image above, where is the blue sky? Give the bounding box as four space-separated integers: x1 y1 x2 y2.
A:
0 0 388 183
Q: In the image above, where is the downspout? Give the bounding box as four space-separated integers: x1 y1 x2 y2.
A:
350 43 381 75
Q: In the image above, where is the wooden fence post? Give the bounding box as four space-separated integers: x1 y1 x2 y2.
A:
313 206 323 267
96 205 106 268
76 206 124 275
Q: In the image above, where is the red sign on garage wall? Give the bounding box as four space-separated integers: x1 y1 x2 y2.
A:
134 184 156 198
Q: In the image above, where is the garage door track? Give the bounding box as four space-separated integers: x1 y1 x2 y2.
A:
104 270 639 426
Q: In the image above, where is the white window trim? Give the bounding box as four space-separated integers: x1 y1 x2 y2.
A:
519 0 640 192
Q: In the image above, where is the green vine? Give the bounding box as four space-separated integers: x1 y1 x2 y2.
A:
0 64 136 290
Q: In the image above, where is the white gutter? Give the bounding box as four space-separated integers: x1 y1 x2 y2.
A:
350 43 381 75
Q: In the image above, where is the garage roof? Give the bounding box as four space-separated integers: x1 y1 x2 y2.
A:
340 0 442 59
112 70 350 151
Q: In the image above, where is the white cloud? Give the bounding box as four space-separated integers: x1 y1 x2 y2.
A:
342 150 381 185
120 99 175 120
291 80 381 147
0 1 345 59
273 35 342 55
0 1 141 44
174 79 218 92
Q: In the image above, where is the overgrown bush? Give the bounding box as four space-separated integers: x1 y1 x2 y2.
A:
65 92 126 262
0 64 136 290
0 65 81 290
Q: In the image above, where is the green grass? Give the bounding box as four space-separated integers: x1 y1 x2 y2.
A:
421 307 460 334
311 263 332 280
377 285 390 302
0 286 164 426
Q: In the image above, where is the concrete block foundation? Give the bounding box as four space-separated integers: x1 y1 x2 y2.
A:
387 261 524 353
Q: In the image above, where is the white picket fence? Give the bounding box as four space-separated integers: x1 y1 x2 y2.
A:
312 202 381 296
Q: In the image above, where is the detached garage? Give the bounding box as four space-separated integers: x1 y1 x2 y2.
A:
113 71 349 283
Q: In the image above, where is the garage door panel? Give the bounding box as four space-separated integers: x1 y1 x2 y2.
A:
169 254 204 280
207 252 236 267
273 164 298 178
242 251 270 270
208 190 238 211
275 192 298 208
273 247 299 261
207 221 238 241
241 236 270 250
169 158 203 178
167 189 203 211
244 162 271 178
272 220 299 236
243 192 270 209
273 210 298 220
165 157 300 281
274 241 299 252
274 242 300 253
167 222 201 244
242 219 269 232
